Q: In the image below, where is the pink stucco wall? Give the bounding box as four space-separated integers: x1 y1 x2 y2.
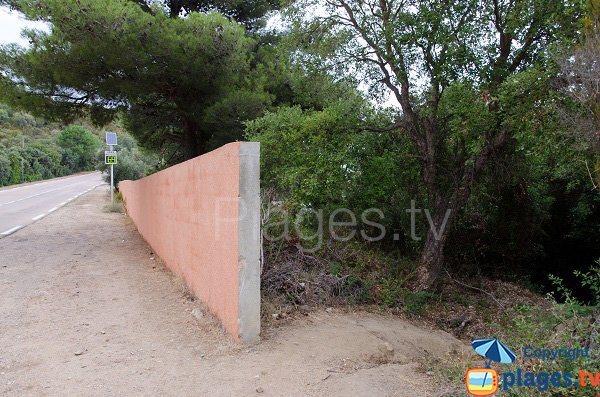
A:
119 142 259 342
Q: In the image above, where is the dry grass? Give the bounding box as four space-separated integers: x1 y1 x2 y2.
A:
102 202 124 213
421 277 550 341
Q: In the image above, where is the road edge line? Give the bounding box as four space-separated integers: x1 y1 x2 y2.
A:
0 225 23 236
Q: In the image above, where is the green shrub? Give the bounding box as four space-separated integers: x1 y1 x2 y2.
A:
494 266 600 397
57 125 100 173
8 149 22 184
0 152 11 186
380 278 404 307
574 260 600 306
247 103 426 253
404 291 435 315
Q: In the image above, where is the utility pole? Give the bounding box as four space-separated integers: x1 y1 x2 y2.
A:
110 142 114 203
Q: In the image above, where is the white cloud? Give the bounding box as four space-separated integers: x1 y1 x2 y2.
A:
0 6 48 47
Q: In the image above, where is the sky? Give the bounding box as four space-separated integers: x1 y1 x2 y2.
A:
0 6 48 47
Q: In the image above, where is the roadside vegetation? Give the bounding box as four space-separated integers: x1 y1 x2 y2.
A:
0 103 159 189
0 103 102 186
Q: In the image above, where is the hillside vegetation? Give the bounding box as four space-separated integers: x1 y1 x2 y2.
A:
0 103 102 186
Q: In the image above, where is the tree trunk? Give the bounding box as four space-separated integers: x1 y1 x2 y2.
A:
415 231 447 291
412 126 512 290
183 117 200 160
413 197 455 291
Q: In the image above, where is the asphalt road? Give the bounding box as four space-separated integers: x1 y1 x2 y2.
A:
0 172 105 238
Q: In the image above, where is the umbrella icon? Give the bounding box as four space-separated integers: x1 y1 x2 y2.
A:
472 338 517 368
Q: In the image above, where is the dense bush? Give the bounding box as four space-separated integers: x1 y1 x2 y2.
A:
0 152 11 186
246 102 426 251
57 125 100 173
249 95 598 310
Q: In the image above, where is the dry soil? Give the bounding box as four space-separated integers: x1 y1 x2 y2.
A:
0 186 469 397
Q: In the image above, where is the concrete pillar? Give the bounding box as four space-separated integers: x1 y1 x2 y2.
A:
238 142 261 344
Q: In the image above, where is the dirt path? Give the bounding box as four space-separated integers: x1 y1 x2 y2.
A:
0 187 468 396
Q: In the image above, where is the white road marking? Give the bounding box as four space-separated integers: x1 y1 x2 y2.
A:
1 225 23 236
0 186 65 206
0 173 96 196
0 180 91 207
33 191 93 221
0 178 105 236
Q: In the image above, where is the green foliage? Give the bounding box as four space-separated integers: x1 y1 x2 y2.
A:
438 83 496 158
439 65 600 282
574 261 600 305
285 0 589 289
247 101 425 250
434 268 600 397
404 291 435 315
57 126 100 173
379 278 404 307
0 152 11 186
247 104 361 212
470 266 598 397
0 102 107 186
550 263 600 310
0 0 264 160
33 142 63 177
7 149 21 184
202 89 272 152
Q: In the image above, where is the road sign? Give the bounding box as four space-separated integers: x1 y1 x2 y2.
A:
105 132 117 204
105 151 117 165
105 132 118 146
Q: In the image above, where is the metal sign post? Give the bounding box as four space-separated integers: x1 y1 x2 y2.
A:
105 132 118 203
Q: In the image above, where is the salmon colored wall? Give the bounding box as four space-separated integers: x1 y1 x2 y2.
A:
119 143 245 340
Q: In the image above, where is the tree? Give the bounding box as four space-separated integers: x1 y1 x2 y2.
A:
130 0 281 29
0 0 261 160
57 125 99 173
1 0 281 28
558 1 600 146
291 0 584 289
557 0 600 191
